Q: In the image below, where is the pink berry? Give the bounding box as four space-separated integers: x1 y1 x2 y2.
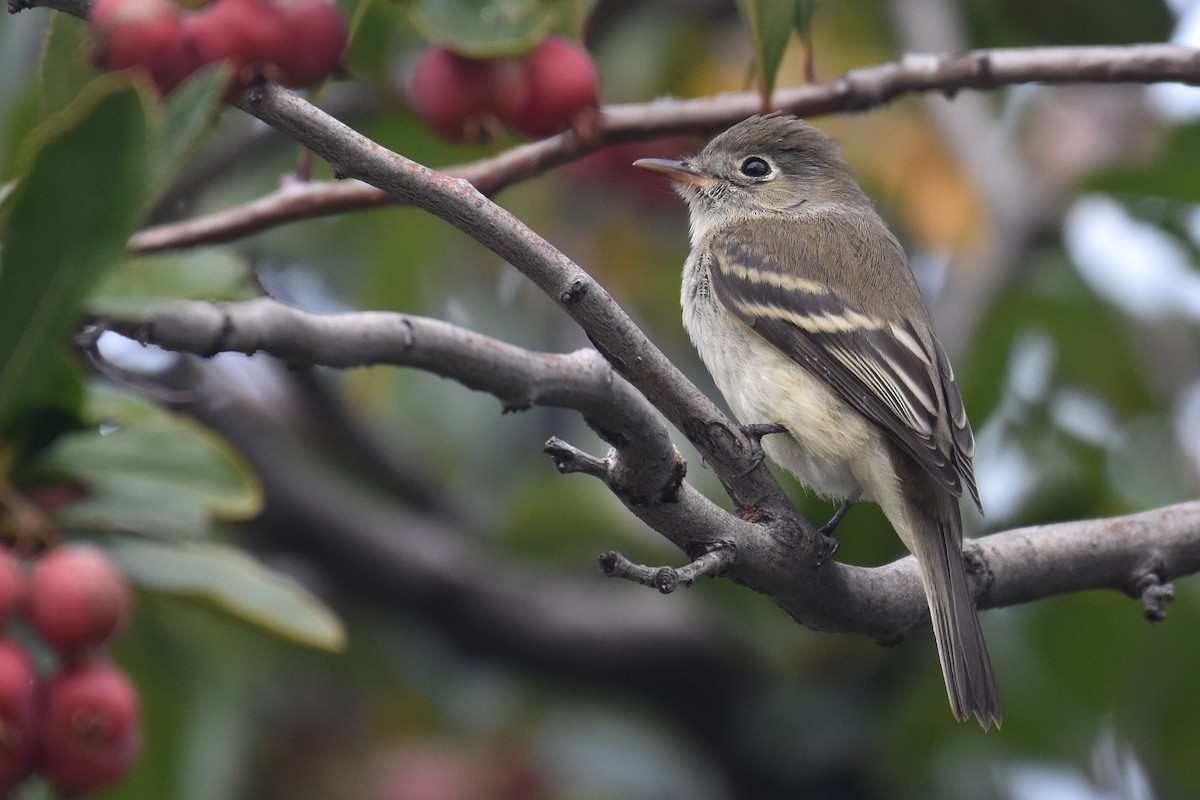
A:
40 661 142 793
265 0 347 88
183 0 286 92
88 0 195 95
0 641 38 790
27 545 133 658
512 35 598 139
409 47 528 142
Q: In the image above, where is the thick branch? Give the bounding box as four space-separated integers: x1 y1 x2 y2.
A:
764 501 1200 637
128 43 1200 252
978 506 1199 612
99 300 1200 641
624 498 1200 640
101 297 693 505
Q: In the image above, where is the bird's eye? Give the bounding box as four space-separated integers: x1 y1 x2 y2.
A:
740 156 772 178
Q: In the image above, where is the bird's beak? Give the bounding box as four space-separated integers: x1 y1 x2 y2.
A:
633 158 713 187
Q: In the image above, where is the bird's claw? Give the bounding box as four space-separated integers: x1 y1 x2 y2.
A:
817 496 857 538
737 422 788 476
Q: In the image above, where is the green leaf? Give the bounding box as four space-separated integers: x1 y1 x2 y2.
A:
736 0 799 108
104 536 347 652
34 384 262 539
0 79 154 444
794 0 819 30
407 0 557 57
556 0 600 40
38 12 95 121
0 89 41 187
157 64 228 189
88 250 259 317
794 0 819 82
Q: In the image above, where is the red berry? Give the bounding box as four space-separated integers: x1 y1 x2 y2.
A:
409 47 528 142
512 35 598 139
88 0 195 96
0 641 38 790
27 545 133 658
40 661 141 793
0 549 24 624
265 0 347 88
183 0 286 91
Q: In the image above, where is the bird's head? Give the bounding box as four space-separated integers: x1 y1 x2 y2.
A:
635 113 864 241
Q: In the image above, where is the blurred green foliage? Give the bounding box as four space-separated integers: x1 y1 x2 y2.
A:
1 1 1199 799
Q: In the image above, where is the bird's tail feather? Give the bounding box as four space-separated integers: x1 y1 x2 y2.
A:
908 499 1002 730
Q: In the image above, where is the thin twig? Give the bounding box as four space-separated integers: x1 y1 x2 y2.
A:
599 547 737 594
127 44 1200 253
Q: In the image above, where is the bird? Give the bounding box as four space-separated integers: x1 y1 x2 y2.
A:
635 113 1001 729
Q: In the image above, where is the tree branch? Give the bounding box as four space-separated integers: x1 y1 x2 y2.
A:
99 297 692 504
97 300 1200 642
598 547 738 594
99 297 769 554
126 43 1200 253
221 83 804 540
6 0 88 16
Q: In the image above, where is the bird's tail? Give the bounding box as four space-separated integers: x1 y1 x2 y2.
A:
906 495 1002 730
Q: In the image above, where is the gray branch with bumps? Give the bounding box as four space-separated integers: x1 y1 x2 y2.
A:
100 298 1200 642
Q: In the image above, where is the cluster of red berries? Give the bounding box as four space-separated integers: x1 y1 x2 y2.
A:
410 35 600 142
88 0 347 97
0 544 140 794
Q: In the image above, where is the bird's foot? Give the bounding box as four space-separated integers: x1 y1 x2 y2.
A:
737 422 788 476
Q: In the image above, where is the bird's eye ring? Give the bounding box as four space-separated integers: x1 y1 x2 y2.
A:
740 156 772 178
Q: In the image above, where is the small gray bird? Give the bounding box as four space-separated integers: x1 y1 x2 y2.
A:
636 114 1000 729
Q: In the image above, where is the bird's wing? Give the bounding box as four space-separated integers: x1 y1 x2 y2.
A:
706 222 981 510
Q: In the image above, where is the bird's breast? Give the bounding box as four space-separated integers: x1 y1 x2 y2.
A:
682 255 889 502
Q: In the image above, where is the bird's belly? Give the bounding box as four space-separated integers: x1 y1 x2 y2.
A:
685 292 882 501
